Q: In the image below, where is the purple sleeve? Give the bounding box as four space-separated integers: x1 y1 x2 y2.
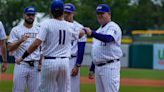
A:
91 31 114 42
89 62 95 72
76 42 86 65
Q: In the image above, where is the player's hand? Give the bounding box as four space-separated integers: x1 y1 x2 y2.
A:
88 71 94 80
79 29 85 38
20 34 29 42
1 61 7 73
83 27 92 36
15 57 23 65
71 66 79 77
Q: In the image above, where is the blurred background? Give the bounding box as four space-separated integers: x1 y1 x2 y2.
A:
0 0 164 92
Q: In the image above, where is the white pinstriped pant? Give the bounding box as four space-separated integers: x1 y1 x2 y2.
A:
39 58 70 92
95 60 120 92
69 57 80 92
13 61 39 92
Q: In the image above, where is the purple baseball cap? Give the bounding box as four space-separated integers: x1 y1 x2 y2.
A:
96 4 111 13
24 6 36 14
50 0 64 13
64 3 75 13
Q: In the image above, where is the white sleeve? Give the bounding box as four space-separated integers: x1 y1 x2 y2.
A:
0 22 7 40
8 28 19 43
74 24 86 42
36 22 48 41
71 30 79 40
77 25 86 42
68 25 79 40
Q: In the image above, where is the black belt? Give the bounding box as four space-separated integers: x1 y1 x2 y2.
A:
71 55 77 58
24 60 36 67
96 59 119 67
44 56 67 59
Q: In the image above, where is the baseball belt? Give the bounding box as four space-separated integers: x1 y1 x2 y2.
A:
96 59 119 67
24 60 37 67
71 55 77 58
44 56 67 59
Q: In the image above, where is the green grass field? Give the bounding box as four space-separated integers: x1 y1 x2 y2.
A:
1 64 164 92
81 67 164 80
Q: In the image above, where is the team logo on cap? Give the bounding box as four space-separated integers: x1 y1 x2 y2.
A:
27 8 35 11
64 5 71 9
96 6 102 10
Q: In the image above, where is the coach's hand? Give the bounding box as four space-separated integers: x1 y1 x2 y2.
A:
88 71 94 80
1 61 7 73
71 66 79 77
15 57 23 65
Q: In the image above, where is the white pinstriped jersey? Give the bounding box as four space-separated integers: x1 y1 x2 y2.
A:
92 21 123 64
37 19 79 57
71 21 86 56
8 24 41 61
0 21 7 40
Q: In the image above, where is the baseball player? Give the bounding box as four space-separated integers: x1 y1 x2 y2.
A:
7 6 41 92
84 4 123 92
64 3 86 92
0 21 7 73
15 0 85 92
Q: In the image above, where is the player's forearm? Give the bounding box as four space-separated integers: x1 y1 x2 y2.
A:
89 62 95 72
76 42 86 65
1 40 7 62
7 39 24 51
91 31 114 42
22 39 42 59
27 39 41 54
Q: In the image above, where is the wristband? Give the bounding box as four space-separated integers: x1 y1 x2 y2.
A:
75 64 81 67
83 29 87 34
22 51 30 59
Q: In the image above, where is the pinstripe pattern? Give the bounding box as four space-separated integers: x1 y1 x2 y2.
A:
37 19 77 92
39 58 70 92
69 21 86 92
37 19 78 57
13 62 39 92
69 57 80 92
0 21 6 40
8 24 40 92
8 24 40 61
71 21 86 56
92 21 122 92
92 21 122 64
95 61 120 92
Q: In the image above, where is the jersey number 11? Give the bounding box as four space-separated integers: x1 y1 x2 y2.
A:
59 30 66 45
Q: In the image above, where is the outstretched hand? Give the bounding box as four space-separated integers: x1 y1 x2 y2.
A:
79 29 85 38
83 27 92 36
